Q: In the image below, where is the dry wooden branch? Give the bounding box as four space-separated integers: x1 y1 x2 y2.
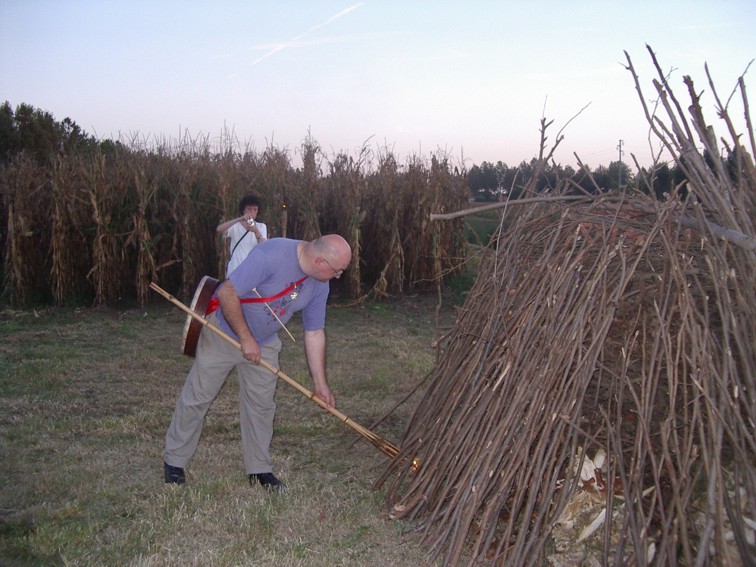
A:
429 195 591 221
380 50 755 565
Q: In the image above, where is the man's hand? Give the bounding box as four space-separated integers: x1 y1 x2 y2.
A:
313 384 335 409
240 334 261 364
218 280 258 362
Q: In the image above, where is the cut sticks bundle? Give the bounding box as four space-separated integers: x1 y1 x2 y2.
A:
150 282 400 459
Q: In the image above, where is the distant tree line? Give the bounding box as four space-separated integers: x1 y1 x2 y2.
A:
1 101 691 204
0 101 123 165
466 158 689 202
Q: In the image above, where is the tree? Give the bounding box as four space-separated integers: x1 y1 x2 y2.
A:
652 163 672 199
467 161 500 201
0 101 96 166
0 101 16 162
608 160 633 188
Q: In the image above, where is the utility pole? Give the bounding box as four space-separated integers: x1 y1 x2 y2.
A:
617 139 624 186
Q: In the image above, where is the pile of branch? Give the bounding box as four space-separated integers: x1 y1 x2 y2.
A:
378 48 755 566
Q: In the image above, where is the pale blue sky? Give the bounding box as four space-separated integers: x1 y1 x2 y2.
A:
1 0 754 170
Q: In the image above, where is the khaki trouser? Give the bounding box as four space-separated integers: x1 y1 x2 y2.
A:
164 313 282 475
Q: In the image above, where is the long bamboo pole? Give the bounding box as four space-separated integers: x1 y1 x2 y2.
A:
150 282 400 459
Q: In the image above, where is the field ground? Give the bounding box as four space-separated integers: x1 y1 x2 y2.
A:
463 206 505 246
0 290 461 566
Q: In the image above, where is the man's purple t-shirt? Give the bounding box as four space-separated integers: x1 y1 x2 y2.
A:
215 238 329 345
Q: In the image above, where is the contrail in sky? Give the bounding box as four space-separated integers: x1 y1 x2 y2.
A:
251 3 364 66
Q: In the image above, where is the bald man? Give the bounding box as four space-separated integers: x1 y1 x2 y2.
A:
164 235 352 490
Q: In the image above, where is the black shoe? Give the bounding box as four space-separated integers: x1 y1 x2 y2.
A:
250 472 285 492
164 462 185 485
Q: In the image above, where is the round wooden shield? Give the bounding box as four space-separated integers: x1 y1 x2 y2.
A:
181 276 220 357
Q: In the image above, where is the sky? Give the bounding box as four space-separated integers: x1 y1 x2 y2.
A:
1 0 755 171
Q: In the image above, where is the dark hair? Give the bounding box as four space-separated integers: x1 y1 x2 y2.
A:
238 194 261 215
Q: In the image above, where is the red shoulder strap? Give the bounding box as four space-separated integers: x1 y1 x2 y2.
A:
206 276 308 315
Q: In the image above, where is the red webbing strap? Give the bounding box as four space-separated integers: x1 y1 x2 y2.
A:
205 276 308 315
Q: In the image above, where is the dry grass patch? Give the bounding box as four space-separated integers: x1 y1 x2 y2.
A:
0 296 452 566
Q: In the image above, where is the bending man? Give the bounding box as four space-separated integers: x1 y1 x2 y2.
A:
163 234 351 491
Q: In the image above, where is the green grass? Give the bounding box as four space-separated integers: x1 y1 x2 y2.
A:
0 294 461 566
464 208 506 246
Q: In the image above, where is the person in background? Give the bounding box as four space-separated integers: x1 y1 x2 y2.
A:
163 234 352 491
216 194 268 276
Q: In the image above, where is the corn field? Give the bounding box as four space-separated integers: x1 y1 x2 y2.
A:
0 137 468 307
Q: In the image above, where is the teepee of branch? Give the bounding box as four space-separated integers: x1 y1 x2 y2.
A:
377 47 755 567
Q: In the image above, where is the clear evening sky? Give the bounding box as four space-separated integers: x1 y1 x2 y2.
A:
1 0 754 170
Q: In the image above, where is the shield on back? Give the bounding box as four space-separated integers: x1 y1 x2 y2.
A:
181 276 220 357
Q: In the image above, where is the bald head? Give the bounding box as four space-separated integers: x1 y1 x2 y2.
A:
301 234 352 281
313 234 350 259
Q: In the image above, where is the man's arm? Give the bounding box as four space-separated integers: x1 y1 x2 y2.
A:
256 223 268 242
217 217 264 241
217 280 261 364
304 328 335 408
216 216 244 234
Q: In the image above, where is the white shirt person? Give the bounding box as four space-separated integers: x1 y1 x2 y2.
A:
216 194 269 276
